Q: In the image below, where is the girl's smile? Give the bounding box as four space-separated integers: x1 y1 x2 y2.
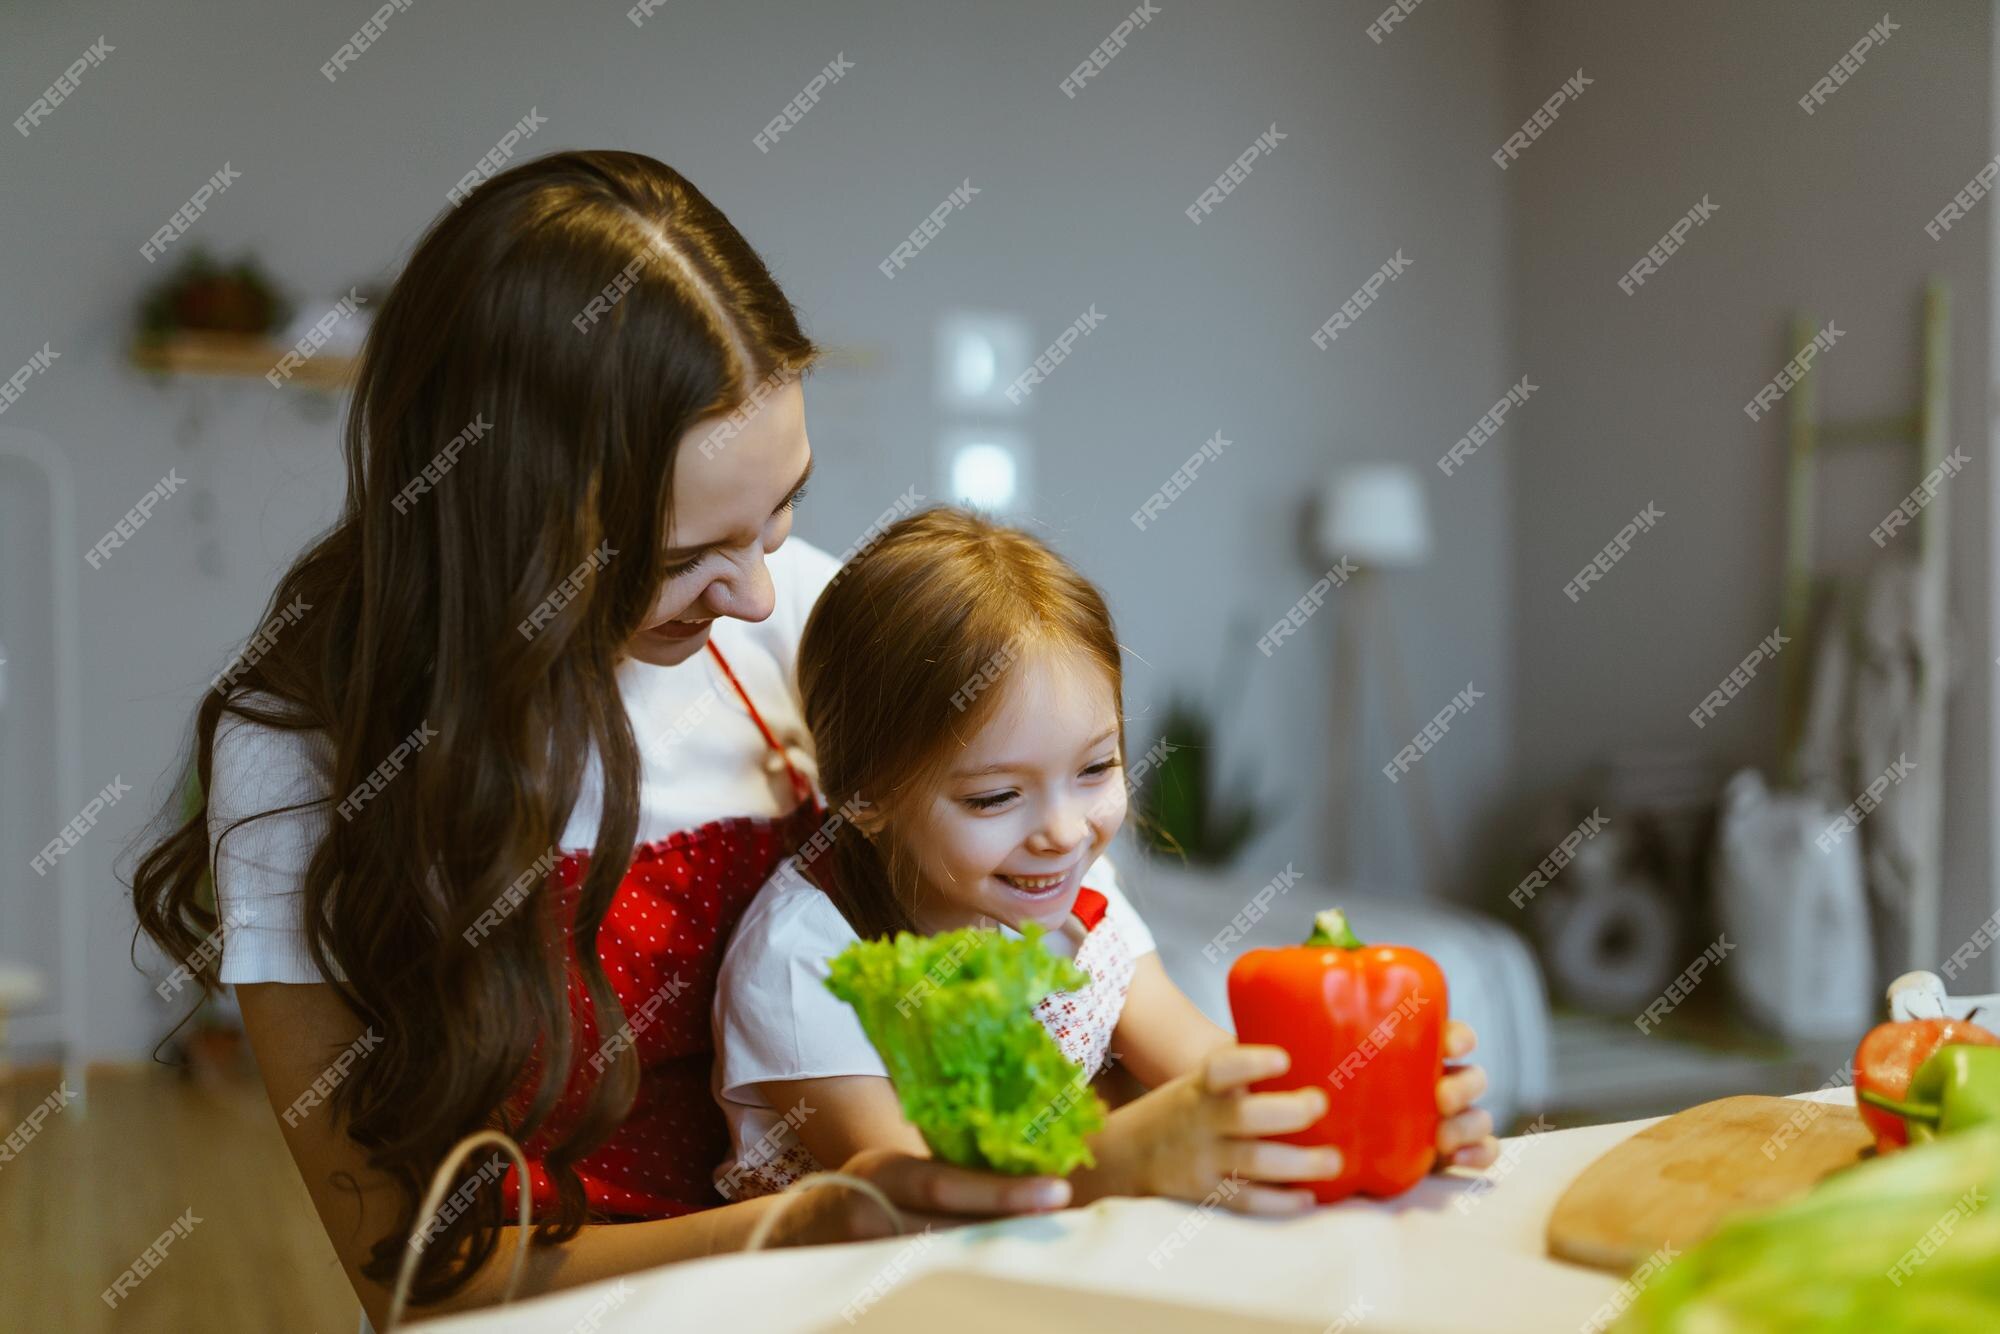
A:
995 864 1079 894
991 855 1088 915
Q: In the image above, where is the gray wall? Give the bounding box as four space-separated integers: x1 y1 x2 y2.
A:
1 0 1517 1059
1506 0 1997 975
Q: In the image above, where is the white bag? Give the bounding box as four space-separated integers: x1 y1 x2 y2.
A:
1711 769 1874 1041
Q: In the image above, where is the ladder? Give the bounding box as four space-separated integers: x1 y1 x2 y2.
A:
1777 281 1951 975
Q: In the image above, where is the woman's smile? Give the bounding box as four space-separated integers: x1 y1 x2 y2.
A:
645 616 714 641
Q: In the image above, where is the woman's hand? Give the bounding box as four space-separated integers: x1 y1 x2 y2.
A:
1069 1044 1340 1216
761 1146 1073 1245
1436 1019 1499 1170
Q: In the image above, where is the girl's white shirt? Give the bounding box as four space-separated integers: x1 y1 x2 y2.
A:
206 537 843 986
710 851 1157 1200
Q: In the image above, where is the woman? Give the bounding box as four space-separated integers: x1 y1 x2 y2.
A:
130 150 1495 1327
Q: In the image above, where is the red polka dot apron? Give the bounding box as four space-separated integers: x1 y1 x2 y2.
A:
498 639 823 1219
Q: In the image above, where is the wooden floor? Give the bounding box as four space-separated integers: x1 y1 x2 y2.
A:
0 1063 361 1333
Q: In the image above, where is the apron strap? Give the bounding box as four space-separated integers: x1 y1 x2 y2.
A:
706 639 814 806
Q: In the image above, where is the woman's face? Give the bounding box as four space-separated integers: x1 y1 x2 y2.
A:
883 649 1127 935
626 379 813 667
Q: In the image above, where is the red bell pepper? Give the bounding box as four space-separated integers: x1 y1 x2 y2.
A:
1227 908 1446 1202
1853 1017 2000 1151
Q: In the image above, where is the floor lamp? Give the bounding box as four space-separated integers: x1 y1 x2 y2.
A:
1319 464 1445 890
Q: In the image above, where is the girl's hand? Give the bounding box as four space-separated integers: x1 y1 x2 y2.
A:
1436 1019 1499 1170
1069 1044 1340 1216
763 1146 1072 1245
768 1023 1500 1246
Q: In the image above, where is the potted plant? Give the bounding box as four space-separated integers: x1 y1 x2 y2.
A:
134 245 290 345
1133 692 1269 867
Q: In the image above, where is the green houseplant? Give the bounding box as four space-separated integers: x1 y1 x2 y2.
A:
1133 692 1268 867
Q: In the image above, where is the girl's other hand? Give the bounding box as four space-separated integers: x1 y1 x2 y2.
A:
765 1147 1072 1246
1072 1043 1340 1216
1436 1019 1499 1170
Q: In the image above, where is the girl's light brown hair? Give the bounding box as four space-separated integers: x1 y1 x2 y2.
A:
797 506 1127 940
130 150 817 1306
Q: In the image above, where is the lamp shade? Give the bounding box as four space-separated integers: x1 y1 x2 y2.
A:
1317 464 1433 568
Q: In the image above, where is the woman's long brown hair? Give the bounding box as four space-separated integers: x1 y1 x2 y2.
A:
129 150 818 1305
796 507 1128 940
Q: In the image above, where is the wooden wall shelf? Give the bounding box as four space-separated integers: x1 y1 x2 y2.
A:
130 331 355 391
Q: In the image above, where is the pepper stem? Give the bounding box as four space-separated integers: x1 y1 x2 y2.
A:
1858 1088 1942 1124
1305 908 1366 950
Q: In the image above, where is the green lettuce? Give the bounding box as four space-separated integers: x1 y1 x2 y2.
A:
824 923 1106 1175
1616 1121 2000 1331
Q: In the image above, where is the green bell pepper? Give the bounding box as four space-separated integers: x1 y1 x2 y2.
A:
1859 1044 2000 1145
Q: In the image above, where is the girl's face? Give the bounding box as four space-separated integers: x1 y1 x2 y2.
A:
886 648 1127 934
626 379 813 667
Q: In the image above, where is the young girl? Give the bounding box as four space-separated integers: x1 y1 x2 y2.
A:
714 507 1496 1211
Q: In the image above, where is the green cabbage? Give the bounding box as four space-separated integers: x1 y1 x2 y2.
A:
824 923 1106 1175
1615 1121 2000 1331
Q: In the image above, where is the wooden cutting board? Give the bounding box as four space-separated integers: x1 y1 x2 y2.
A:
1546 1094 1874 1272
843 1270 1327 1332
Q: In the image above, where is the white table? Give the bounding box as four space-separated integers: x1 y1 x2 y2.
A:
424 1088 1849 1333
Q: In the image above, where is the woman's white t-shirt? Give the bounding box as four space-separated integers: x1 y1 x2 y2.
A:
208 537 844 985
710 851 1157 1199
